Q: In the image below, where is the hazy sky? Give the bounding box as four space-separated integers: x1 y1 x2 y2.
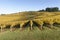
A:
0 0 60 14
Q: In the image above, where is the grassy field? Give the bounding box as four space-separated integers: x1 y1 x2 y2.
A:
0 12 60 40
0 27 60 40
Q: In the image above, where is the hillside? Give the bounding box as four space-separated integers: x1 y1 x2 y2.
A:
0 12 60 40
0 12 60 31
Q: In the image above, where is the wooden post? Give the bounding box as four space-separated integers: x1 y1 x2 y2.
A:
10 25 13 31
30 20 33 30
40 24 43 30
20 23 23 31
1 26 3 32
10 27 12 31
49 24 54 29
1 25 5 32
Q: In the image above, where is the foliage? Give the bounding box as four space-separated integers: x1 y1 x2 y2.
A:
46 7 59 12
38 7 59 12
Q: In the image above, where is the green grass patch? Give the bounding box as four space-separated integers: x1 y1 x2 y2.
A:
0 27 60 40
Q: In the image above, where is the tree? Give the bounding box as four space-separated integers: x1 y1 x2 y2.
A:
52 7 59 12
45 7 59 12
46 8 52 12
38 9 45 12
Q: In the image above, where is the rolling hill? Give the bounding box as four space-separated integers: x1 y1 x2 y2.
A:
0 12 60 31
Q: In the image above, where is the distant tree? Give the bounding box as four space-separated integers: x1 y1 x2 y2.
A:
45 7 59 12
1 14 5 15
52 7 59 12
46 8 52 12
38 9 45 12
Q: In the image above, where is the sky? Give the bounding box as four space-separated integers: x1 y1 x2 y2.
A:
0 0 60 14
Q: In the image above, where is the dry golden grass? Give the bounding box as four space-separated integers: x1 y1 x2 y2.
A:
0 12 60 30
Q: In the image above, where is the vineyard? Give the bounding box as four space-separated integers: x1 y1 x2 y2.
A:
0 12 60 32
0 12 60 40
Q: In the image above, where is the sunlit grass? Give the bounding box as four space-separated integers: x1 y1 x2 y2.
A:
0 12 60 40
0 27 60 40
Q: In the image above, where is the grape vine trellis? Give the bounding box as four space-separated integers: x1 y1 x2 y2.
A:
0 12 60 32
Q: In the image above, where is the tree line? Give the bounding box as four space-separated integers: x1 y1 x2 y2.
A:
38 7 59 12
